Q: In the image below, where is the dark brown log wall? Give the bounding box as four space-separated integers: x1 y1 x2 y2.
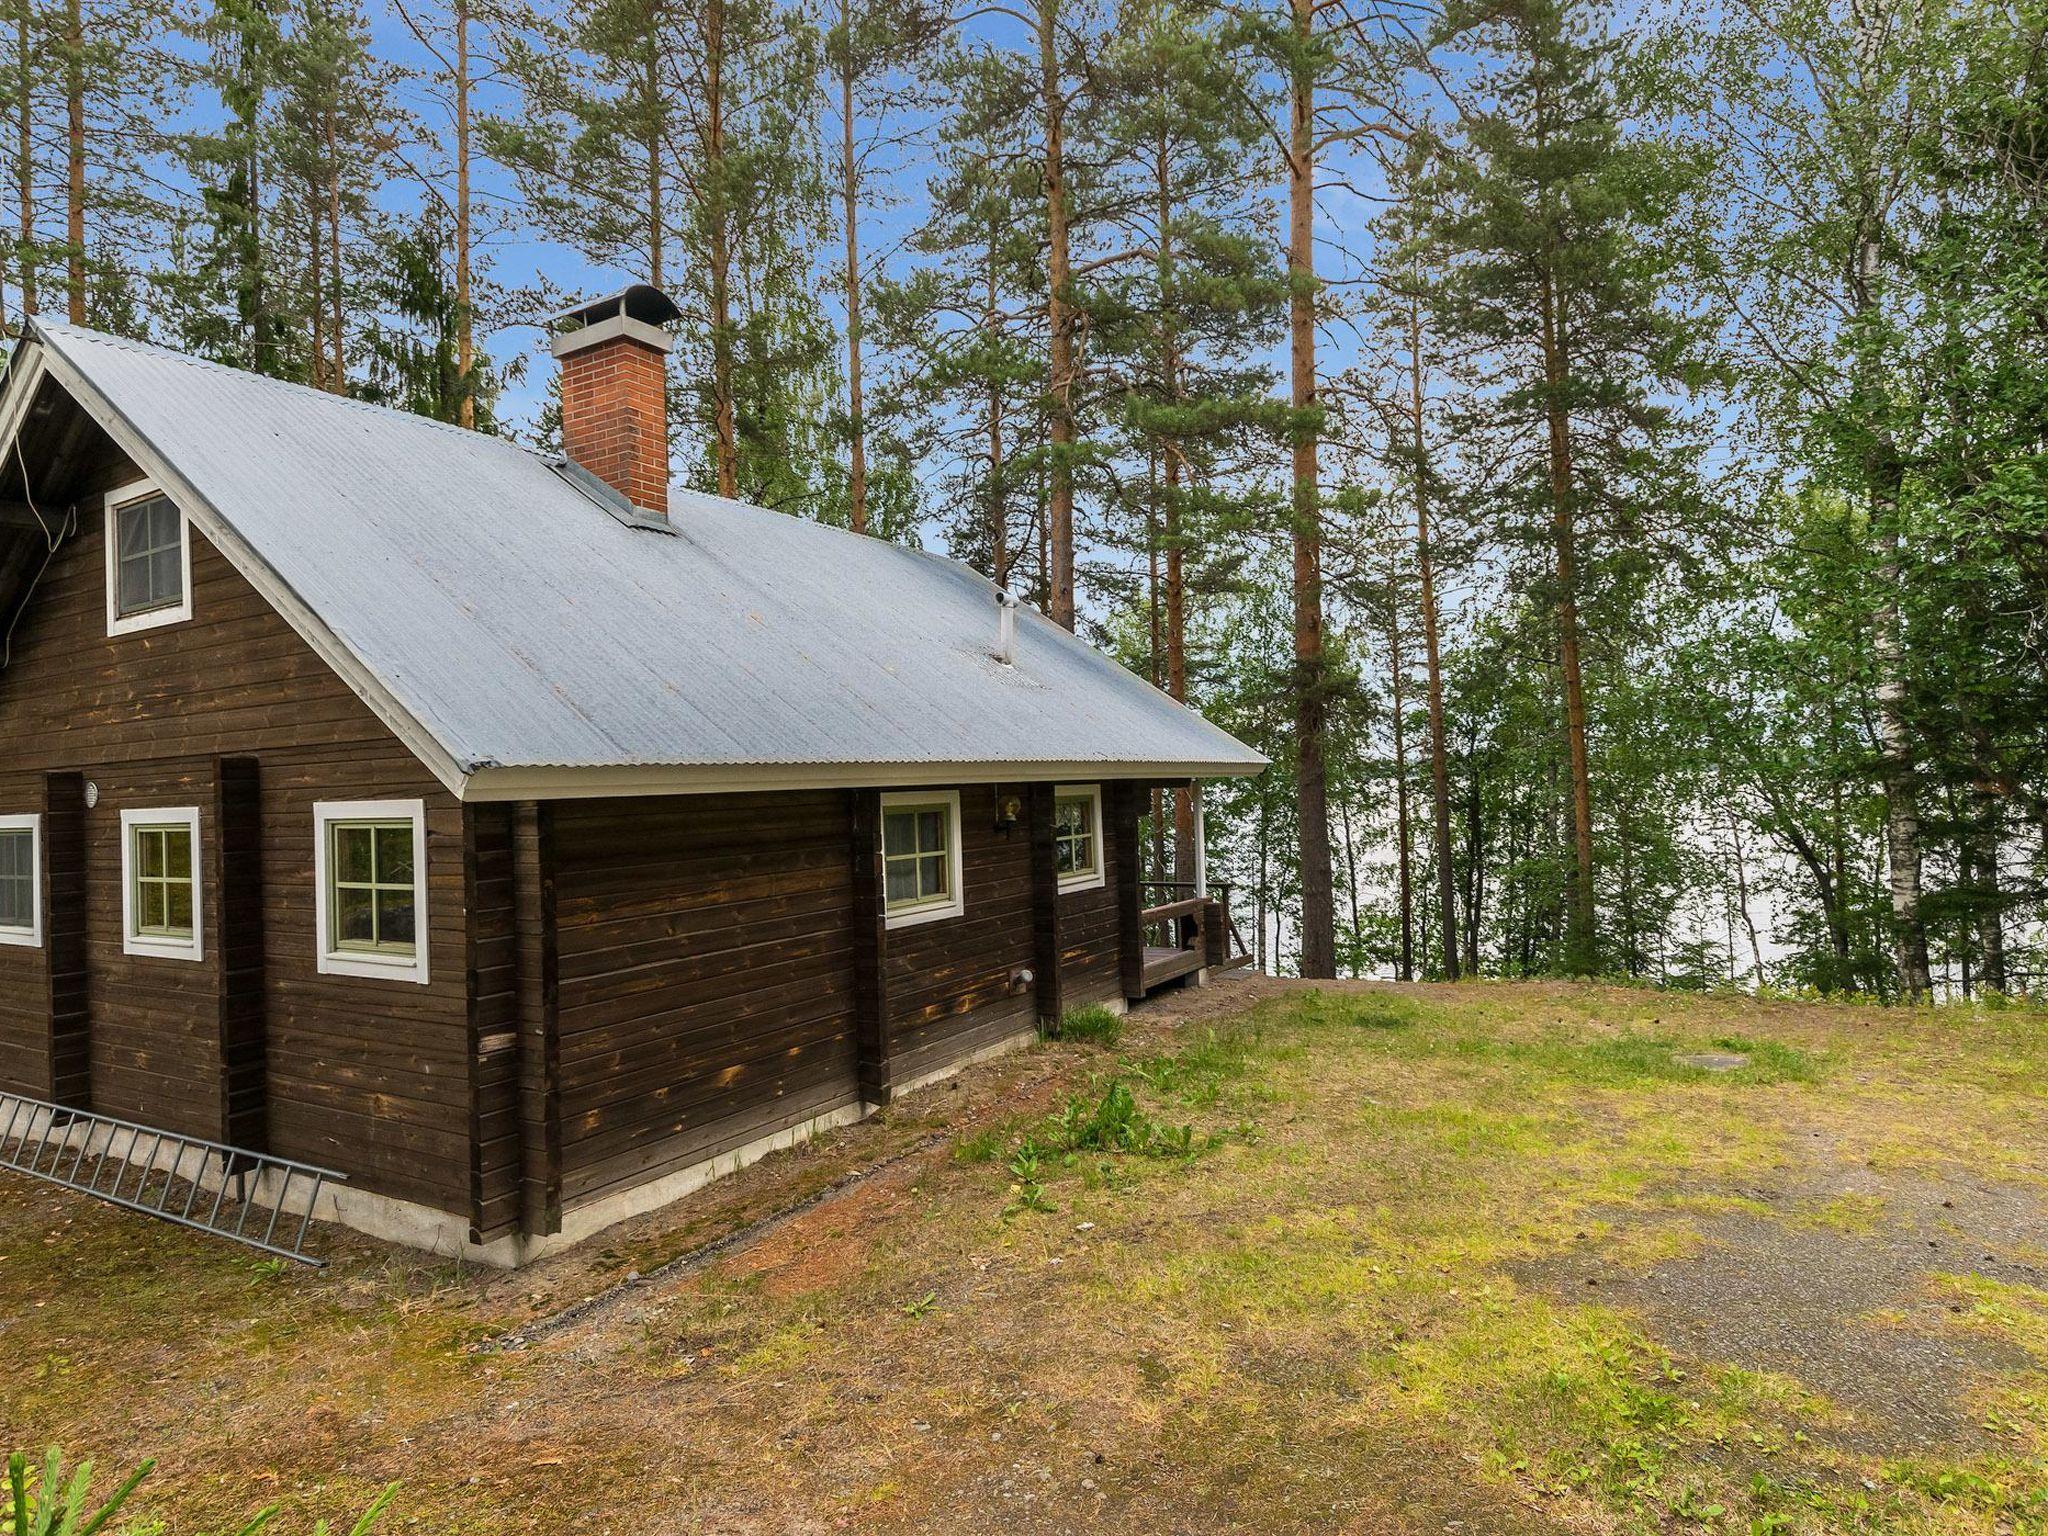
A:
0 511 470 1212
1057 794 1124 1012
549 791 862 1211
885 784 1036 1084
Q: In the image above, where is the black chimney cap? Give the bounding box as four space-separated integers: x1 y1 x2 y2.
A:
549 283 682 331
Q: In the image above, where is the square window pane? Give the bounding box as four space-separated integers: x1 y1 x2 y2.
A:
335 885 374 945
137 830 163 879
0 831 25 880
165 881 193 935
162 829 192 880
919 854 946 897
118 555 153 613
138 880 165 931
334 825 374 883
376 889 416 949
119 503 152 557
1056 840 1078 874
374 824 414 883
884 860 917 905
147 499 180 549
916 810 943 853
150 547 182 604
883 812 915 857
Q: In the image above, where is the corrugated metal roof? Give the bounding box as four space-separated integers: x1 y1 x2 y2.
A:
27 322 1267 792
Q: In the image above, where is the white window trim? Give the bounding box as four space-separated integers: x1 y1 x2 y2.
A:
880 789 966 930
0 813 42 949
103 477 194 637
119 806 204 963
313 799 430 985
1054 783 1107 894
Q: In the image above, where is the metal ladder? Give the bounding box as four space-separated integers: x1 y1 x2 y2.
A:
0 1091 346 1266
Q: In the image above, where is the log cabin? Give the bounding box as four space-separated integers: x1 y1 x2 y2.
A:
0 286 1265 1265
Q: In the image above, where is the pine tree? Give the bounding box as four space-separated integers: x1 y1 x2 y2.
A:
1086 0 1284 884
825 0 941 534
495 0 836 509
1422 0 1711 975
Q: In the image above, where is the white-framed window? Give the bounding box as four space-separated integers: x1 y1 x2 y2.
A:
880 789 965 929
103 478 193 636
0 813 41 948
119 806 204 962
313 800 430 985
1053 784 1105 893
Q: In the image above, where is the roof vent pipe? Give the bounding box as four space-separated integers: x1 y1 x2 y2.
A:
993 589 1020 666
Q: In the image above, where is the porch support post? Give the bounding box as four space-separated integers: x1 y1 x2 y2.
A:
42 771 89 1110
851 789 894 1105
1193 786 1208 899
1028 783 1064 1030
512 801 562 1238
1112 782 1145 1003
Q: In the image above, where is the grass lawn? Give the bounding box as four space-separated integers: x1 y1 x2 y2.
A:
3 977 2047 1534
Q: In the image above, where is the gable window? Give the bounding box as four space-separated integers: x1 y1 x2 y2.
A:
880 790 965 929
0 814 40 948
120 807 203 961
1054 784 1105 893
314 800 430 984
104 481 193 636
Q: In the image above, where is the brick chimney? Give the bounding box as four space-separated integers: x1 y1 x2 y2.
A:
550 284 681 517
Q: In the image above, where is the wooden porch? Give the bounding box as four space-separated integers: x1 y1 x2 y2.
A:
1137 883 1251 995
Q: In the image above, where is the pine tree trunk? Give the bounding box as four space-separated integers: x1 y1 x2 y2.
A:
706 0 738 499
455 0 475 429
644 9 664 289
1410 295 1459 979
986 227 1008 588
1539 268 1596 973
1389 589 1414 982
307 186 324 389
14 0 32 320
63 0 81 323
839 1 869 535
1038 0 1075 629
1464 757 1483 974
327 111 344 391
1155 126 1194 886
1287 0 1335 979
1974 781 2006 993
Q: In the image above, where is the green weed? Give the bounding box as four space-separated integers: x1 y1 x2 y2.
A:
1055 1005 1124 1047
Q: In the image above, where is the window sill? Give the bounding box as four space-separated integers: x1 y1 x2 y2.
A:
108 602 192 638
1057 869 1106 895
884 897 966 931
318 948 431 986
123 933 203 963
0 927 40 950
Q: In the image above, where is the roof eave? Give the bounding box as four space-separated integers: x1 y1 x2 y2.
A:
23 331 479 801
459 757 1269 803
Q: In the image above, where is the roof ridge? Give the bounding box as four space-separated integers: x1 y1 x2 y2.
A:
32 319 539 456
